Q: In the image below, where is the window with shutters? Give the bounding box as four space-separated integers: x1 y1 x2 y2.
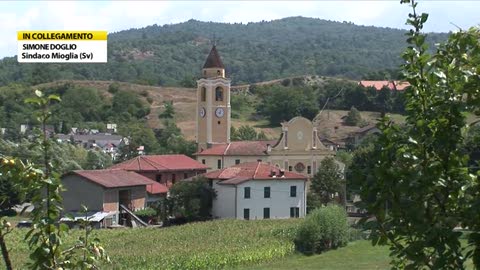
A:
263 208 270 219
264 187 270 198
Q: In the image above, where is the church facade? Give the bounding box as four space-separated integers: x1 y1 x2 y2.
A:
195 46 337 177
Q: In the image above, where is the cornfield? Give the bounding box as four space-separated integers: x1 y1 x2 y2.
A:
2 219 302 269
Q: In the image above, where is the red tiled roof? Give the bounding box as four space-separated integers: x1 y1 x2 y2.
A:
71 170 155 188
195 140 277 156
205 162 306 185
146 182 168 195
195 143 228 156
203 45 225 69
109 155 208 172
395 81 410 91
359 80 410 91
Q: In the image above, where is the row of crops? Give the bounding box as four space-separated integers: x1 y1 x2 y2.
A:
3 219 302 269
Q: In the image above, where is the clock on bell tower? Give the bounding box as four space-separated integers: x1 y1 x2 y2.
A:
196 45 231 151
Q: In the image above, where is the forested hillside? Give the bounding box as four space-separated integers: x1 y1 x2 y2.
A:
0 17 447 87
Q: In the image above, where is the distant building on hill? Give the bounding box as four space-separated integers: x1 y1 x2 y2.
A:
347 124 381 147
205 161 307 220
359 80 410 91
56 133 127 159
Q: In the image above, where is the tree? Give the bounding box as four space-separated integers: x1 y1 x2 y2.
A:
159 100 175 119
310 157 344 205
256 86 318 126
374 87 393 116
344 106 362 126
230 125 267 141
85 150 112 170
112 90 149 119
0 174 20 212
154 119 196 156
20 90 109 269
168 177 216 221
354 1 480 268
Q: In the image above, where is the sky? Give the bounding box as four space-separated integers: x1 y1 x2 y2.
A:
1 1 479 59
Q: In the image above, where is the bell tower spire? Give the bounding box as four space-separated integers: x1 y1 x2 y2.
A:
202 45 225 78
196 45 231 151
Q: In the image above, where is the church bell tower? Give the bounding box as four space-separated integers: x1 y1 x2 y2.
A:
196 45 231 151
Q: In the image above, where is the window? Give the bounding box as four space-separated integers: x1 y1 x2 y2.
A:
290 186 297 197
235 159 240 165
155 174 162 183
244 187 251 199
264 187 271 198
307 166 311 174
184 173 188 179
215 87 223 101
288 166 292 172
217 159 222 169
290 207 300 218
202 159 206 164
263 208 270 219
172 174 176 184
201 87 206 102
313 130 317 148
217 70 221 76
244 208 250 220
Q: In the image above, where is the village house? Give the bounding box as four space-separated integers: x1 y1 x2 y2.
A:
109 154 209 190
206 161 307 220
358 80 410 91
61 169 165 227
348 124 381 147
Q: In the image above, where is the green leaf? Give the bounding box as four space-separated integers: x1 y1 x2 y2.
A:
47 94 61 102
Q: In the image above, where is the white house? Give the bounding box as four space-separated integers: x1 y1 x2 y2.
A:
205 161 307 220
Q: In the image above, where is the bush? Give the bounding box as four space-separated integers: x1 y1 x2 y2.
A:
140 90 149 97
294 205 349 255
108 82 120 94
345 106 362 126
134 207 157 218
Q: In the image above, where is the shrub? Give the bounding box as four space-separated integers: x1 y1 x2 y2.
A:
281 78 291 87
140 90 149 97
345 106 362 126
134 207 157 218
108 82 120 94
294 205 349 255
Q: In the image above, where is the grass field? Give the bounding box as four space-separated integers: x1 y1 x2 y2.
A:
233 240 390 270
1 219 301 270
2 217 476 269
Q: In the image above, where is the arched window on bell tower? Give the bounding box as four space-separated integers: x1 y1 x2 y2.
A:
201 87 206 102
215 87 223 101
